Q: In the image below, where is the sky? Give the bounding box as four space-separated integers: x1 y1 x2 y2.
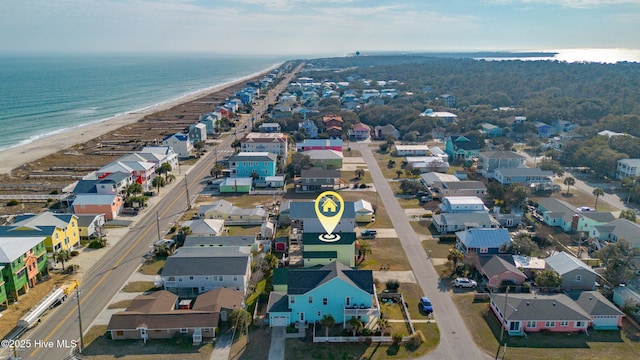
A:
1 0 639 56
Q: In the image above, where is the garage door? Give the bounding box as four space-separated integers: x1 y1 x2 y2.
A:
593 316 619 328
271 316 288 327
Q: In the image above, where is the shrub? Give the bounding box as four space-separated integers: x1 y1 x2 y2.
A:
169 225 177 234
6 199 20 206
438 234 457 243
88 239 106 249
392 332 404 344
50 189 59 195
407 330 425 348
70 251 79 257
420 213 432 218
385 279 400 292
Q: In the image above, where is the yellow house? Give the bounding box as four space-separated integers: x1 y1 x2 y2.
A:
0 212 80 252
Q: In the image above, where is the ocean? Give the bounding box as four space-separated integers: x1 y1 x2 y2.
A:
0 54 288 151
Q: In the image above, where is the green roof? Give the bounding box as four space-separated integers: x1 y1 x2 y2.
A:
273 268 288 286
303 251 338 259
302 232 356 245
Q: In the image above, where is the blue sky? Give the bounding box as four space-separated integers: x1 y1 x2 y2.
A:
1 0 639 56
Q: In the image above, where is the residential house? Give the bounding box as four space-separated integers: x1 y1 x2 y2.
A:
394 145 429 156
107 288 243 344
494 168 554 186
573 291 624 329
477 151 526 179
405 157 450 173
71 172 133 196
198 199 266 225
294 167 342 193
228 152 277 180
429 146 448 161
512 255 546 278
613 286 640 317
456 228 512 255
480 123 503 138
361 89 380 100
432 212 499 233
348 122 371 141
298 120 319 139
72 194 124 220
188 123 207 143
419 172 459 188
258 123 282 133
0 268 6 307
161 247 251 296
183 235 258 253
573 211 615 235
267 261 379 327
302 232 357 267
2 212 80 252
433 181 486 198
75 214 106 240
439 196 488 213
440 94 456 107
592 218 640 246
478 255 527 289
322 115 343 138
240 133 288 162
199 112 222 134
296 139 343 152
180 219 225 237
353 199 374 223
533 121 555 138
140 146 179 170
219 178 252 193
288 201 356 234
97 160 156 192
490 293 591 336
305 150 343 170
445 135 480 162
419 109 458 123
0 236 48 299
162 132 193 159
545 251 597 291
374 124 400 140
536 198 578 233
381 89 398 98
616 158 640 180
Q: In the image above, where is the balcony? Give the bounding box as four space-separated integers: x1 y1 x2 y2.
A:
344 304 380 317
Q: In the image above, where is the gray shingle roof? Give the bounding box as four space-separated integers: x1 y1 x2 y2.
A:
545 251 597 276
267 292 291 313
479 151 526 159
578 211 615 223
161 251 249 277
492 293 591 321
575 291 624 317
441 181 486 191
596 218 640 245
481 256 525 279
300 167 341 178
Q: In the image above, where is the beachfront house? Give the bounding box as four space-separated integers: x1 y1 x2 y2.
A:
97 160 156 192
72 194 124 220
0 212 80 252
75 214 106 240
139 146 179 170
0 236 48 300
189 123 207 144
162 132 193 159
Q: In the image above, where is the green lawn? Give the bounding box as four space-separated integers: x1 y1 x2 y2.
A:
410 220 432 236
358 238 412 271
122 281 156 293
452 293 640 360
227 225 261 236
214 194 276 209
343 170 374 185
340 191 393 229
548 188 617 213
421 239 455 259
139 256 166 275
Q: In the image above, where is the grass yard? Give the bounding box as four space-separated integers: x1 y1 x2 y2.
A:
229 327 271 360
549 186 616 212
452 293 640 360
227 225 261 236
410 220 433 237
344 148 362 157
340 191 393 229
399 283 432 320
139 256 166 275
357 238 412 271
107 300 132 309
421 239 456 259
372 151 405 179
214 194 276 209
342 170 374 185
122 281 157 293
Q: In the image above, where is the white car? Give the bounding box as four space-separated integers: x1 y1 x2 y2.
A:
455 277 478 288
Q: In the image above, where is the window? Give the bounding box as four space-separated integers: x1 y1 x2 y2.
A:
234 276 238 281
544 321 555 328
189 276 194 280
323 298 328 305
180 328 189 334
219 276 223 281
560 321 569 327
116 331 124 336
308 296 313 304
576 321 584 327
526 321 536 328
317 311 321 317
480 248 489 253
575 275 582 282
290 296 295 304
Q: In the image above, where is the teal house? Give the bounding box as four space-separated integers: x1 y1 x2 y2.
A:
228 152 277 180
445 135 481 162
267 261 379 328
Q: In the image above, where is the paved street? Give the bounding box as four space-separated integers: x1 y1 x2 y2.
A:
353 143 491 360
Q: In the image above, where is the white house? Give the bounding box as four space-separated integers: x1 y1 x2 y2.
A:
162 133 193 159
353 199 374 223
181 219 225 237
439 196 489 213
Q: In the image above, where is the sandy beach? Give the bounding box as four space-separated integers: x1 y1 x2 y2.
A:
0 64 281 175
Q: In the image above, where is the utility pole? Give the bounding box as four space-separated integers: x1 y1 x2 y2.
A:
156 210 161 241
495 286 509 360
184 174 191 209
76 286 85 353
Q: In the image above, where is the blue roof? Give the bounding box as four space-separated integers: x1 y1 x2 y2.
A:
163 132 188 142
456 228 511 249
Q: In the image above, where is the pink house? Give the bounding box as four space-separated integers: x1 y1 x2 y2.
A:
348 122 371 141
479 256 527 289
72 194 124 220
491 293 591 335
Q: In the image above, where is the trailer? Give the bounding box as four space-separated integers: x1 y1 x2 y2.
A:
17 280 78 329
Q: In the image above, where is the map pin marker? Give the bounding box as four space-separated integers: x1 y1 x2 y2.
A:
314 191 345 235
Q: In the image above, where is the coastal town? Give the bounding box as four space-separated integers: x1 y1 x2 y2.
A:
1 56 640 360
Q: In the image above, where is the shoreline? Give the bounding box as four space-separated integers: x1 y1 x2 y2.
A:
0 63 282 175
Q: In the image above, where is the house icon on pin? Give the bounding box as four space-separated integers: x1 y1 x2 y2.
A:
321 197 338 213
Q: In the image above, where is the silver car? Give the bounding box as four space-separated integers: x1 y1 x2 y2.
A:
455 277 478 288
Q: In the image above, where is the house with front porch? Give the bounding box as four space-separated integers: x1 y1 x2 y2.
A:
295 167 342 193
267 261 379 328
162 132 193 159
0 236 48 300
432 212 499 234
97 160 156 192
1 212 80 252
76 214 106 240
490 293 591 336
139 146 179 170
445 135 480 162
477 151 527 179
456 228 512 255
494 168 554 186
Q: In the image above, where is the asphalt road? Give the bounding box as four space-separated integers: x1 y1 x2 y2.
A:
16 65 302 360
353 143 491 360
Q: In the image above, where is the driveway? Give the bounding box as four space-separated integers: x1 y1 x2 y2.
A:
352 143 491 360
268 326 285 360
210 332 233 360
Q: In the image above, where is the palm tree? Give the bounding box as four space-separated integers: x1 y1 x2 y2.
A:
447 248 464 269
387 160 396 169
396 170 403 179
124 183 143 198
592 187 605 210
177 226 192 244
166 174 176 184
211 164 223 179
319 314 335 337
358 241 373 264
231 139 242 153
563 176 576 195
348 317 362 337
378 318 388 336
152 176 166 194
156 162 173 181
54 249 71 271
355 168 365 179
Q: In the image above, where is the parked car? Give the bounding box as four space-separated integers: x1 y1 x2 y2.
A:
454 278 477 288
419 296 433 314
360 229 377 239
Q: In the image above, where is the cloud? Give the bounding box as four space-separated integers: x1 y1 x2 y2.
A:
487 0 640 8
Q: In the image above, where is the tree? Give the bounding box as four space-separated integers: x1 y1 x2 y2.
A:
152 176 166 193
396 170 403 179
124 183 143 198
592 187 605 210
211 163 223 179
447 248 464 269
250 170 260 182
358 241 372 264
355 168 365 179
54 249 71 271
348 317 362 337
510 183 529 209
535 269 561 291
539 158 564 177
230 308 251 331
378 318 388 336
387 160 396 169
286 152 312 178
399 180 421 194
177 226 192 244
156 162 172 181
563 176 576 195
231 139 242 152
619 209 637 222
596 239 640 286
166 174 176 184
320 314 335 337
